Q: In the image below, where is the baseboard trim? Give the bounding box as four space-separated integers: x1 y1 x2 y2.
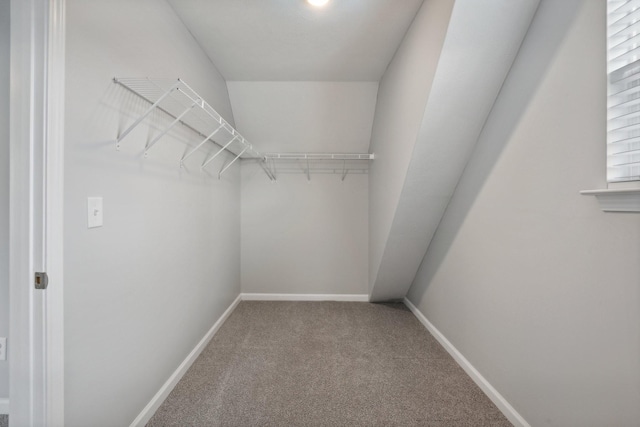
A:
0 398 8 415
129 294 242 427
403 298 530 427
241 293 369 302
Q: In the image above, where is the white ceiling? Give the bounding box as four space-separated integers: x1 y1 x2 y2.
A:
167 0 424 81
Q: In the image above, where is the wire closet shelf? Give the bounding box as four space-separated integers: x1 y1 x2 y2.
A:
114 78 374 180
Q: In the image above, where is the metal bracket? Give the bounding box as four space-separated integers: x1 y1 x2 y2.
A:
180 123 225 167
259 159 276 182
35 272 49 290
144 101 198 156
219 147 248 179
202 135 239 170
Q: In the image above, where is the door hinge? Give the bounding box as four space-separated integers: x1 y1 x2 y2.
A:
35 272 49 290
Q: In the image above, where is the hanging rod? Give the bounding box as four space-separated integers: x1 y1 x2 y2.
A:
260 152 375 182
113 77 261 178
263 153 375 161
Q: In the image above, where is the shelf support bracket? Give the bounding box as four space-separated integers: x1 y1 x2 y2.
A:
306 158 310 182
201 135 239 170
341 159 348 181
115 83 179 150
180 123 225 167
260 159 276 182
145 101 198 155
219 147 248 179
271 157 277 181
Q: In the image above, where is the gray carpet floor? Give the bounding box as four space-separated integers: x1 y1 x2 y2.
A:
0 414 6 427
147 301 512 426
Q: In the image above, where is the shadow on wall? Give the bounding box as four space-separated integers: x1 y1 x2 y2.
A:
409 0 583 298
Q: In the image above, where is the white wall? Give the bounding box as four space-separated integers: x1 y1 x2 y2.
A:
0 0 9 402
227 82 377 153
368 0 454 296
241 168 368 295
65 1 240 426
230 82 375 295
407 1 640 426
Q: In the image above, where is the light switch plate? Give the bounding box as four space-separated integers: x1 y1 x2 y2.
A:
0 337 6 361
88 197 103 228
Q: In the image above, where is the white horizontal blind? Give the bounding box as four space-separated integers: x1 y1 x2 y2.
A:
608 0 640 182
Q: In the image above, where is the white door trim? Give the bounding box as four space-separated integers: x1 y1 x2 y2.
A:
45 1 66 425
9 0 66 425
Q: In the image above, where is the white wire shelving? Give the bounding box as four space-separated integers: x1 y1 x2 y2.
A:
114 78 374 181
114 77 258 178
261 153 375 182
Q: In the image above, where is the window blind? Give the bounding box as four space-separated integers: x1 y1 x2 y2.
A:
608 0 640 182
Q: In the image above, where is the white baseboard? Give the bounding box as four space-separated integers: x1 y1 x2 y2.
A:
403 298 530 427
241 293 369 302
129 294 242 427
0 398 8 415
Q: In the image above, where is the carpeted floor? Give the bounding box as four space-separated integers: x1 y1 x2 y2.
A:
0 414 6 427
147 301 512 426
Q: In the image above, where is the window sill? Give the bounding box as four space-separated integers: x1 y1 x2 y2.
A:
580 188 640 212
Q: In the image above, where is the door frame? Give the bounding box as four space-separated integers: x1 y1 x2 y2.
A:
9 0 65 425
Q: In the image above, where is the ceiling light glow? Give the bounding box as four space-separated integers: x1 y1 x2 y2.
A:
307 0 330 7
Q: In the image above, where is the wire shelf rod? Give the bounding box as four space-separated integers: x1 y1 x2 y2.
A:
115 81 180 148
263 153 375 161
145 101 198 155
181 123 225 166
259 159 276 182
173 86 231 133
219 147 248 179
171 81 260 158
265 168 369 175
256 153 374 181
271 157 277 180
202 135 239 169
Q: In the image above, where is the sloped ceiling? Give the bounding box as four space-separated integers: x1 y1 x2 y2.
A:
368 0 541 301
166 0 424 81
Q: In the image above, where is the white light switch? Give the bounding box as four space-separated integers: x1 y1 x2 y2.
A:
0 337 6 361
87 197 103 228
